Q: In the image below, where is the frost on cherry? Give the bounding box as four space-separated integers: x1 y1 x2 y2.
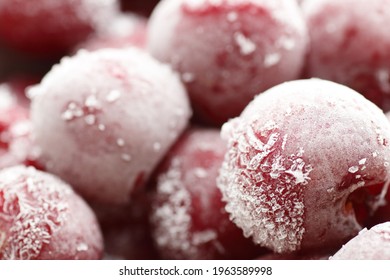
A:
151 158 196 257
147 0 308 125
218 79 390 254
218 119 312 253
150 128 262 259
0 166 68 260
0 166 103 260
29 48 192 205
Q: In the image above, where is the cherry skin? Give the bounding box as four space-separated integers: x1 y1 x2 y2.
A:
30 48 191 205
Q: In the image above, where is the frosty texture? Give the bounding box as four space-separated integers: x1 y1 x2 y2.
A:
218 79 390 253
30 48 192 205
150 128 263 259
148 0 308 125
0 166 103 260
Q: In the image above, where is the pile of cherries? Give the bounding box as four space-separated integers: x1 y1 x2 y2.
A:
1 0 390 260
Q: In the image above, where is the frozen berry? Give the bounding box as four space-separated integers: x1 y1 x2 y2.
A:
148 0 308 125
30 48 191 205
331 222 390 260
303 0 390 111
0 166 103 260
75 13 147 52
150 128 264 259
0 0 119 56
217 79 390 254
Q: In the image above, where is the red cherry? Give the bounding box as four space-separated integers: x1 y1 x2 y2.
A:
0 166 103 260
218 79 390 253
150 128 265 259
148 0 308 125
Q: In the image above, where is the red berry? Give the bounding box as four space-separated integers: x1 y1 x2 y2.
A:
0 0 119 56
303 0 390 112
218 79 390 253
148 0 308 125
0 166 103 260
30 48 191 205
150 128 265 259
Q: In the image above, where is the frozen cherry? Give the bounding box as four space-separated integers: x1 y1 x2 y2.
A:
147 0 308 125
30 48 191 205
150 128 264 259
303 0 390 112
330 222 390 260
0 0 119 56
217 79 390 254
0 166 103 260
75 13 147 52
